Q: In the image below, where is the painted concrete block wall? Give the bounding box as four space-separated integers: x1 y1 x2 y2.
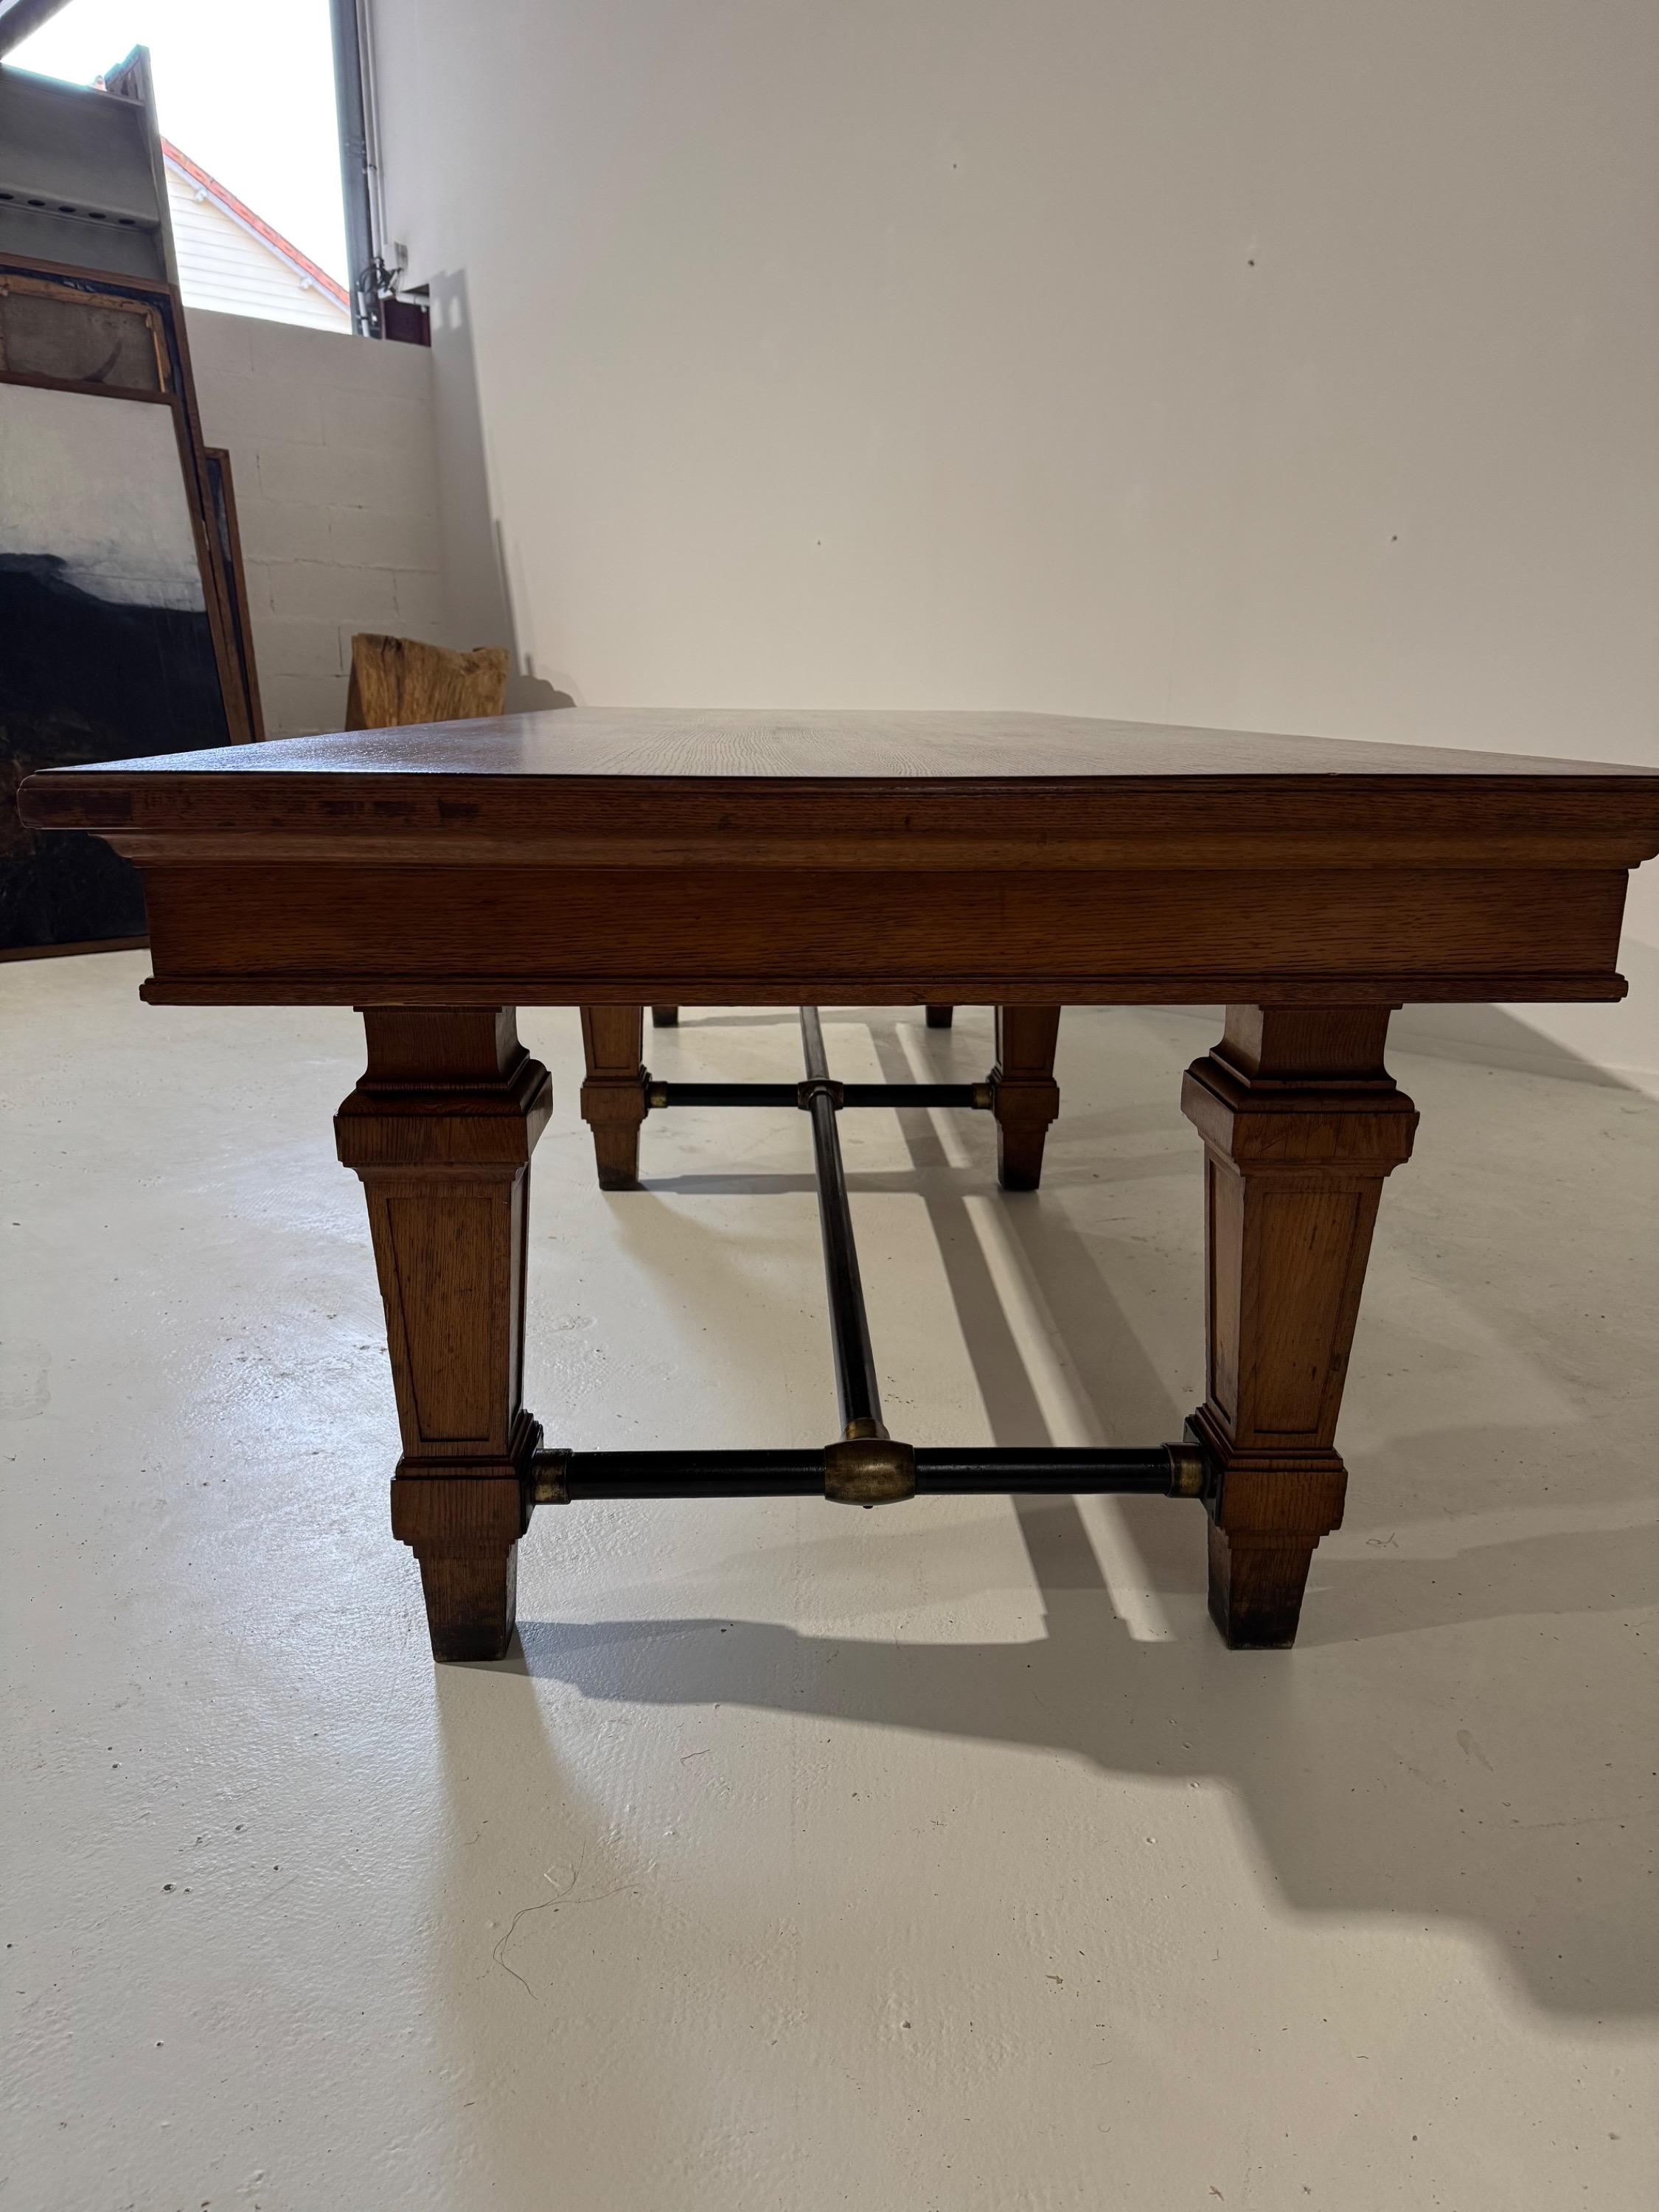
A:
184 309 443 738
371 1 1657 1081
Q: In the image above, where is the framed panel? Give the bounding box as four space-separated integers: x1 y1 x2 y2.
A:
204 446 266 745
0 255 257 951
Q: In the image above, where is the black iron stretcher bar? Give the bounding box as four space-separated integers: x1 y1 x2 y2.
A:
530 1010 1211 1512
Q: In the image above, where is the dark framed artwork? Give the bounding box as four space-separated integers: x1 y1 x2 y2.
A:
0 257 259 953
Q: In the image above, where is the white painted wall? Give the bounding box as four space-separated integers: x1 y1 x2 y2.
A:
184 308 442 737
369 0 1659 1081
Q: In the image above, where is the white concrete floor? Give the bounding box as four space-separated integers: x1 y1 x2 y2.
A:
3 953 1656 2212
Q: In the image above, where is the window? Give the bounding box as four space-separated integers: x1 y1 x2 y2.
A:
7 0 349 330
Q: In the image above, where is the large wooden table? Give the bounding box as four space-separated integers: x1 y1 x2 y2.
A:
21 709 1659 1661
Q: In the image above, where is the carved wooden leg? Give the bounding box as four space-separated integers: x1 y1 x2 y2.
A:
651 1006 679 1026
925 1004 955 1028
1181 1007 1418 1648
580 1005 648 1189
990 1005 1062 1190
335 1008 552 1662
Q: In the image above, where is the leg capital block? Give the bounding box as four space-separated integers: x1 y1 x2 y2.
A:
335 1009 551 1174
1181 1057 1417 1169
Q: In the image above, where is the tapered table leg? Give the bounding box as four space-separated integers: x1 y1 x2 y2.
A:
1181 1008 1418 1648
990 1005 1062 1189
335 1008 552 1661
580 1006 648 1189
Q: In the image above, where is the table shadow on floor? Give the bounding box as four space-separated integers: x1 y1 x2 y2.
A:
518 1010 1656 2018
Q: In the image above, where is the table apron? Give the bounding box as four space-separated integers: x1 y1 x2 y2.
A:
136 861 1632 1005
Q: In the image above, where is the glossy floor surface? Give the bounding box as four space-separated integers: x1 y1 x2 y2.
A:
4 955 1656 2211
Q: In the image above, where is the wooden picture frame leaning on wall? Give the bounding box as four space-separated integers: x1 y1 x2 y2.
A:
0 255 261 956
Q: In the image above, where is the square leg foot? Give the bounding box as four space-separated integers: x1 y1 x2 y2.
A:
1206 1523 1316 1649
415 1545 520 1662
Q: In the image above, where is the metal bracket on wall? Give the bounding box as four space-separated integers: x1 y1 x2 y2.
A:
529 1009 1211 1514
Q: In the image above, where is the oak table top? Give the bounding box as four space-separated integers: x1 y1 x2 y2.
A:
21 702 1658 817
20 708 1659 1011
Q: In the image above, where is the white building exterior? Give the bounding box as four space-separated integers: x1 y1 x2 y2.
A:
163 140 350 332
